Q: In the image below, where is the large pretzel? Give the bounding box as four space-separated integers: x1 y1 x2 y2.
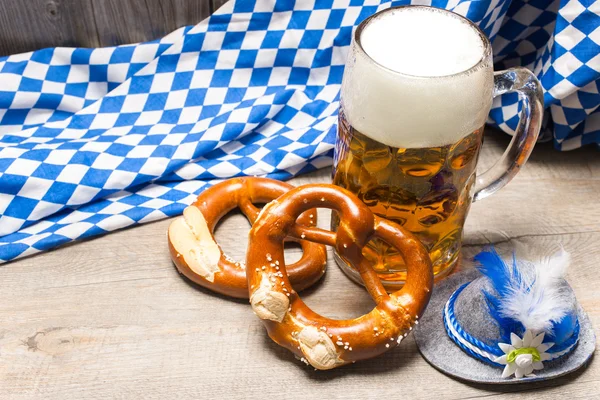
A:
168 177 327 298
247 184 433 369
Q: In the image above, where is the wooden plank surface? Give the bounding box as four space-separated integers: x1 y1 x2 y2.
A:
212 0 230 12
0 0 212 56
0 0 100 55
91 0 211 49
0 132 598 399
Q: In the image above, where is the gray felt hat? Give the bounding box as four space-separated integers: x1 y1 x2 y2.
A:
414 249 596 384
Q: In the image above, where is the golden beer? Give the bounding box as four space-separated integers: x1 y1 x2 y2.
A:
333 6 544 287
332 109 484 282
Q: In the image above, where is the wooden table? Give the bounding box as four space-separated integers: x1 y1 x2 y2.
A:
1 133 598 399
0 1 217 56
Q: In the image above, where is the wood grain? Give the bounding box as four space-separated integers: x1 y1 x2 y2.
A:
0 0 100 55
91 0 210 49
0 134 598 399
211 0 230 13
0 0 211 56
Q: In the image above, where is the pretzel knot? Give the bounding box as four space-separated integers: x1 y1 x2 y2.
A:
168 177 327 299
247 184 433 370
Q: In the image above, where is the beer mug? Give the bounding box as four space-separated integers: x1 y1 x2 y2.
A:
332 6 544 287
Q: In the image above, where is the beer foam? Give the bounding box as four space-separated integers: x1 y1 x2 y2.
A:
342 7 494 148
361 7 485 77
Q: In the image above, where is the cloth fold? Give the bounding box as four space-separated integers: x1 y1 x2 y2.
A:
1 0 599 262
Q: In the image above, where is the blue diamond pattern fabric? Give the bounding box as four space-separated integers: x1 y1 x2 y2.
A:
1 0 599 262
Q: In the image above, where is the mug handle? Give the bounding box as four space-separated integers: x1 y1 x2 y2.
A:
473 68 544 202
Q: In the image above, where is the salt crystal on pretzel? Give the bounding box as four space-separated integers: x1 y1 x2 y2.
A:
246 183 433 369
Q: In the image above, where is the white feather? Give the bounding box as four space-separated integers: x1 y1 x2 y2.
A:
499 249 571 334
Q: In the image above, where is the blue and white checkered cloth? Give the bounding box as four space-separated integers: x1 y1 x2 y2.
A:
1 0 599 262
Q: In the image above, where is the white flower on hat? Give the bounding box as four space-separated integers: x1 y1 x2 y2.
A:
494 330 554 378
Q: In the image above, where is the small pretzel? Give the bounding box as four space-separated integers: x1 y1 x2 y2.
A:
168 177 327 299
247 184 433 369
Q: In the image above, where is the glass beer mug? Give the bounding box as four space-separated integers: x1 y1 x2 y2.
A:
332 6 544 288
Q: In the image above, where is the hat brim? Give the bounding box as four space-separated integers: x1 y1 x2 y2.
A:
414 269 596 384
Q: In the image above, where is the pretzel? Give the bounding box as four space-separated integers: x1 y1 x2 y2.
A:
168 177 327 299
246 184 433 369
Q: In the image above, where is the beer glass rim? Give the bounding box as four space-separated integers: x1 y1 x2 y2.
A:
354 5 492 79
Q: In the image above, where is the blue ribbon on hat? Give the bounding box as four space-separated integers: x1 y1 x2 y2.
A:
444 283 505 367
1 0 599 263
443 248 581 377
444 282 581 368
